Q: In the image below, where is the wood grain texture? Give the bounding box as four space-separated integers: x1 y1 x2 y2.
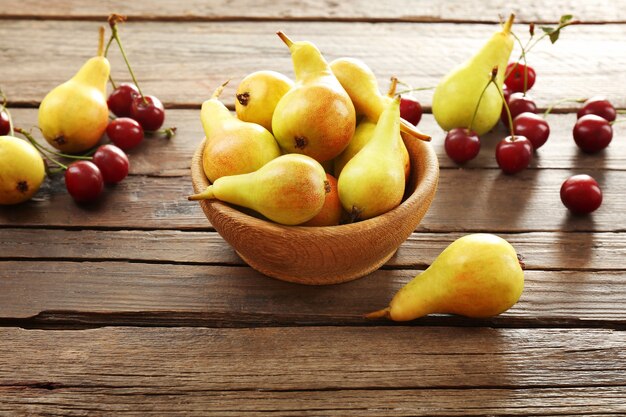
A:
2 0 625 23
1 168 624 231
9 109 626 174
2 229 624 271
2 262 625 327
0 327 624 394
2 387 626 416
1 21 624 108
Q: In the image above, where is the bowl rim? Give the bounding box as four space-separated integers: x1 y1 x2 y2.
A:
190 135 439 234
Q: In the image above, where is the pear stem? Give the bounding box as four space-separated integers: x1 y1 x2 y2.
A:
110 20 148 105
387 76 398 97
188 186 215 201
502 13 515 35
211 80 230 100
544 97 587 118
0 87 14 137
467 68 498 133
276 31 294 48
364 307 390 320
97 26 105 57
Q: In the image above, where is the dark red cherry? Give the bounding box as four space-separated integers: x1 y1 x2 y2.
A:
107 83 140 117
502 93 537 127
130 95 165 131
573 114 613 153
444 128 481 164
513 112 550 151
577 96 616 122
0 110 10 136
65 161 104 203
400 95 423 126
106 117 144 150
560 174 602 214
504 62 536 93
92 144 130 184
495 135 533 174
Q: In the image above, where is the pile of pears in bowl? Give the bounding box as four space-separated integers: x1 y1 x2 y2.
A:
189 32 439 285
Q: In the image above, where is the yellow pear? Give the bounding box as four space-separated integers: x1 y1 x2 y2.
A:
432 15 515 135
189 154 328 226
367 234 524 320
330 57 430 141
201 81 280 183
0 135 45 205
272 32 355 163
337 97 405 221
235 70 294 133
38 27 110 153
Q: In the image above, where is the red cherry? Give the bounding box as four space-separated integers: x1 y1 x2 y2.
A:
444 128 481 164
0 110 10 136
130 95 165 131
495 135 533 174
504 62 537 93
502 93 537 127
400 95 423 126
577 96 616 122
573 114 613 153
106 117 144 150
513 112 550 151
92 144 130 184
65 161 104 203
107 83 140 117
560 174 602 214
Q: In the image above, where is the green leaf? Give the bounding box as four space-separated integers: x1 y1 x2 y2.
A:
560 14 574 24
540 26 554 34
549 29 561 43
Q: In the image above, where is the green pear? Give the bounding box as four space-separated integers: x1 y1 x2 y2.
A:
271 32 356 163
189 154 329 226
235 70 294 133
38 27 110 153
330 57 430 141
367 234 524 321
338 97 405 221
432 14 515 135
201 81 280 183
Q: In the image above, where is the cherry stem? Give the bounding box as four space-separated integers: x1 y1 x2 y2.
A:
110 21 148 104
492 77 516 139
104 35 117 89
543 97 587 118
146 126 177 139
510 31 530 94
610 118 626 126
14 127 93 172
0 87 15 137
616 109 626 114
468 68 498 132
395 86 436 95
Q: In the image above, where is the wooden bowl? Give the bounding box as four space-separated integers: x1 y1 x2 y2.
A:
190 135 439 285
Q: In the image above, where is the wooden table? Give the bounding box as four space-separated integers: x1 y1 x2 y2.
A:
1 1 626 415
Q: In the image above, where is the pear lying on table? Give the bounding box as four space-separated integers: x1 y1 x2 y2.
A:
432 14 515 135
366 234 524 321
189 154 329 226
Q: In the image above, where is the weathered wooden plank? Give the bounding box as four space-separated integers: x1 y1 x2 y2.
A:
0 327 624 395
1 386 625 416
1 229 625 272
1 0 624 23
0 20 624 108
1 168 624 231
1 262 625 326
8 109 626 174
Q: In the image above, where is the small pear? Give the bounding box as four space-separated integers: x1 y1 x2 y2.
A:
38 27 110 153
201 81 280 183
0 135 46 205
330 57 430 141
338 97 405 221
272 32 356 163
235 70 294 133
189 154 328 226
432 14 515 135
367 234 524 321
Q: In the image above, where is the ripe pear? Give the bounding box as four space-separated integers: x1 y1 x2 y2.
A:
0 135 46 205
301 173 342 227
272 32 355 163
201 82 280 183
189 154 328 226
235 70 294 133
338 97 405 221
367 234 524 321
432 14 515 135
330 57 430 141
38 27 110 153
